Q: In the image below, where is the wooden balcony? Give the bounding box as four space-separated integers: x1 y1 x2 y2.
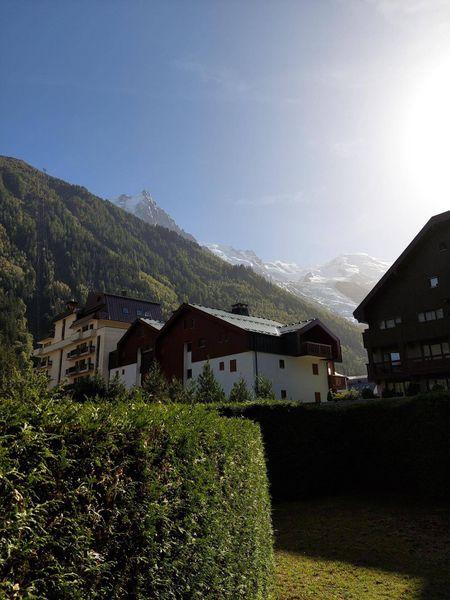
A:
368 355 450 380
328 374 347 390
300 341 333 359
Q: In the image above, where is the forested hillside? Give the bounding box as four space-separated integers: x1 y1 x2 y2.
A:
0 156 366 373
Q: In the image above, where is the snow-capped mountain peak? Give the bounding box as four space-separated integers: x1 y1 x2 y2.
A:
204 244 390 321
110 190 196 242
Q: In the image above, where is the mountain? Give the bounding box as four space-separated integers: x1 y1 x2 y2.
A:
110 190 196 242
205 244 389 321
0 156 366 374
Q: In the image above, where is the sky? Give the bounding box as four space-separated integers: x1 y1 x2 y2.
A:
2 0 450 266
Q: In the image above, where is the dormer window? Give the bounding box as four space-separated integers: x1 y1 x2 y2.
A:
122 307 129 315
429 276 439 288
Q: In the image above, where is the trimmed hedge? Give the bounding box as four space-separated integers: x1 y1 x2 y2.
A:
218 393 450 501
0 386 273 598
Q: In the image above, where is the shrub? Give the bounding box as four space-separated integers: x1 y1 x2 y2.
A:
229 377 253 403
361 386 375 399
196 362 226 403
218 394 450 501
333 388 359 401
66 373 127 403
0 376 273 598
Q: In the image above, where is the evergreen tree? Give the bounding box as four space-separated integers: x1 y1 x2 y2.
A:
142 360 169 402
255 375 275 400
229 377 253 403
168 377 197 404
196 362 226 403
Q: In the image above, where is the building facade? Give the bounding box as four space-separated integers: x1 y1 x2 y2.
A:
354 210 450 395
34 292 162 387
109 318 164 387
112 302 343 402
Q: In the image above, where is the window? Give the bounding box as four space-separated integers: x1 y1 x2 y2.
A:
230 359 237 372
219 361 224 371
198 338 206 349
144 311 151 317
312 363 319 375
186 369 192 379
281 389 287 399
429 276 439 288
279 359 285 369
122 307 129 315
439 242 447 251
190 319 196 329
383 350 401 365
89 324 94 330
379 317 402 330
422 341 450 359
121 369 125 375
418 308 444 322
186 342 192 353
315 392 321 403
136 309 143 316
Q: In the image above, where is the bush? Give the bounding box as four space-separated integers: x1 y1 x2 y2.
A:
0 375 273 599
333 388 359 401
361 386 375 399
218 394 450 501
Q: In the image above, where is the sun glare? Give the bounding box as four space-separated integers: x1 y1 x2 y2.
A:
402 58 450 204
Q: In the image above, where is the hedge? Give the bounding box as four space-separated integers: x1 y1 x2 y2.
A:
0 383 273 599
218 393 450 501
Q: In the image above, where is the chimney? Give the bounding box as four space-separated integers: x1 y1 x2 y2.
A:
66 299 79 313
231 303 249 316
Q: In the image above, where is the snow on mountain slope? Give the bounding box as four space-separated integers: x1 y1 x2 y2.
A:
204 244 390 320
110 191 196 242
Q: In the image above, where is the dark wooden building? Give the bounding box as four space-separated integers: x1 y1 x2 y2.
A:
354 210 450 395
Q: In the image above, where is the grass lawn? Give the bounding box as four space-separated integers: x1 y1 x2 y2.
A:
273 495 450 599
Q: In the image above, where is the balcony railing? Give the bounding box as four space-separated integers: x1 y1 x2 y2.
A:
300 341 333 359
369 355 450 379
65 362 94 376
67 344 95 360
328 374 347 390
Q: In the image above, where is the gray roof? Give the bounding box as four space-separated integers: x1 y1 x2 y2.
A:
140 318 164 330
190 304 312 336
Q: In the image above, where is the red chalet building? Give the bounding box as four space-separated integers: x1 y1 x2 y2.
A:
110 302 345 402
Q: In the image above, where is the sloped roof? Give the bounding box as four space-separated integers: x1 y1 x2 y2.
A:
72 292 163 326
140 318 165 330
354 210 450 322
190 304 313 337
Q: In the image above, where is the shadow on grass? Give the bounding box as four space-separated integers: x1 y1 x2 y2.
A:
273 495 450 600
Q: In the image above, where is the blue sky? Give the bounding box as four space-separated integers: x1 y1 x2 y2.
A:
2 1 450 265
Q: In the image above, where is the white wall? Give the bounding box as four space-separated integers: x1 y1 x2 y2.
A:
187 349 329 402
110 363 138 388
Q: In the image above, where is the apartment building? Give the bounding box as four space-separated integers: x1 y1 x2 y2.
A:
354 210 450 394
34 292 162 387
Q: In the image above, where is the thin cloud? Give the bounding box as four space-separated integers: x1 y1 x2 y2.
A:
172 59 251 95
363 0 450 19
330 138 364 158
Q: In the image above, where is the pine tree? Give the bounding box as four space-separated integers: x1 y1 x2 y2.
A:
142 360 169 402
229 377 253 403
255 375 275 400
196 362 226 403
